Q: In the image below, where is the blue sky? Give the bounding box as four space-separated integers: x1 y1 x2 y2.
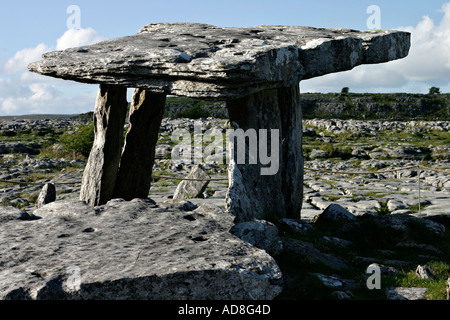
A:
0 0 449 115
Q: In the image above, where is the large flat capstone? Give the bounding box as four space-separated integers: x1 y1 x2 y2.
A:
0 199 282 300
28 23 410 99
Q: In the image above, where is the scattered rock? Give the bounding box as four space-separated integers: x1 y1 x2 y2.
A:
311 273 358 290
36 183 56 209
18 210 41 221
387 199 408 212
391 209 411 215
0 142 36 155
314 203 356 226
312 274 344 288
367 263 399 276
386 287 428 300
397 241 441 255
415 265 435 280
231 220 283 256
282 238 349 271
330 290 353 300
173 164 210 200
278 218 313 234
159 199 198 211
351 148 367 158
321 236 352 248
310 149 329 159
374 214 446 238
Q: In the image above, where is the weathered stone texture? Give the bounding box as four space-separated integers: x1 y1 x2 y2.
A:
79 85 128 207
0 199 282 300
173 164 211 200
113 88 166 200
225 85 303 221
28 23 410 100
35 183 56 209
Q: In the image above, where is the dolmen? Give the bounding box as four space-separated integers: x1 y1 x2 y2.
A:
1 22 411 301
28 23 410 222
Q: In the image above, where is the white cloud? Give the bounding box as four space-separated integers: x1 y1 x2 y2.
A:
0 28 104 116
56 27 105 51
2 43 51 75
302 2 450 93
0 83 96 115
391 3 450 83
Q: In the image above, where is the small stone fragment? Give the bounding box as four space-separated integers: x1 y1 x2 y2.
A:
36 183 56 209
386 287 428 300
314 203 356 225
415 265 435 279
173 165 210 200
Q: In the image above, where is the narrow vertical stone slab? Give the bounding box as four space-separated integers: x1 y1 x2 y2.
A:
113 88 166 200
80 84 128 207
278 85 303 219
226 85 303 222
36 183 56 209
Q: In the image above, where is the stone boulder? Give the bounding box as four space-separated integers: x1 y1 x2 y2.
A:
0 199 282 300
415 265 435 280
314 203 356 226
386 287 428 300
375 214 446 239
231 220 283 256
310 149 329 159
173 164 211 200
0 142 37 155
314 208 446 250
282 238 349 271
35 183 56 209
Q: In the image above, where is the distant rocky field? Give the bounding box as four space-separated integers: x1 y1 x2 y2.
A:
1 116 448 214
1 115 450 300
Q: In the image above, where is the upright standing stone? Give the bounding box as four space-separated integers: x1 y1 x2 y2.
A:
226 85 304 222
277 85 303 218
80 84 128 207
36 183 56 209
113 88 166 200
226 88 285 222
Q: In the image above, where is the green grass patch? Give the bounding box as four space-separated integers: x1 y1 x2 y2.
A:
409 203 431 213
386 261 450 300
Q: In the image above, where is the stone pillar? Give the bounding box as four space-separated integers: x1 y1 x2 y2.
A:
226 85 303 222
113 88 166 200
80 84 128 207
277 85 304 218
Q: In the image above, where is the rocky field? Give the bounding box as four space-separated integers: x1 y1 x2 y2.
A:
1 116 450 300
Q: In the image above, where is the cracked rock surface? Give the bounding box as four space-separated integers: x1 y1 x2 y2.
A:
0 199 282 300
